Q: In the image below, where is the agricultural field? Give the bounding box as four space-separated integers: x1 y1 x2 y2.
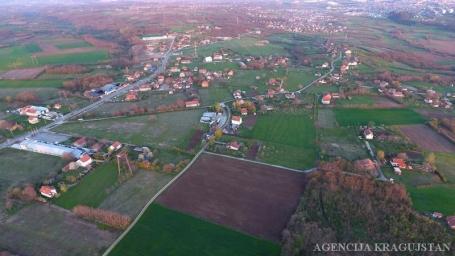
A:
399 125 455 153
334 108 426 126
108 204 280 256
54 162 119 209
156 153 307 241
0 149 66 212
0 43 109 71
89 92 188 117
240 110 317 169
335 95 398 108
99 170 175 217
180 36 288 57
0 204 117 256
54 109 205 149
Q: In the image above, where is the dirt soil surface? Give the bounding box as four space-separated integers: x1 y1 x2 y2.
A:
157 153 307 242
0 204 117 256
399 124 455 153
0 67 45 80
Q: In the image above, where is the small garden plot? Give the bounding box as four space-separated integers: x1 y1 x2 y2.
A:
334 108 426 126
197 85 232 105
54 162 119 209
316 108 336 128
108 204 280 256
55 109 205 149
156 153 307 241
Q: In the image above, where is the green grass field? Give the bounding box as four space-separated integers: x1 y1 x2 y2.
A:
54 162 118 209
108 204 280 256
408 185 455 215
336 96 375 106
181 36 288 57
0 43 109 70
0 79 63 88
334 108 426 126
37 50 109 66
55 41 92 49
241 110 317 169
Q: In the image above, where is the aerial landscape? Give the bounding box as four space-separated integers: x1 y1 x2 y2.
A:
0 0 454 255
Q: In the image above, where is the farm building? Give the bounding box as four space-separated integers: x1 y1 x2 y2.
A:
240 108 248 116
390 158 409 169
39 186 57 198
12 140 85 158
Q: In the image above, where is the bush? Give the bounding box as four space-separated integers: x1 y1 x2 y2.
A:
73 205 131 230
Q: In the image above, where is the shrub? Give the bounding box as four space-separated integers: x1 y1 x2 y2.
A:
73 205 131 230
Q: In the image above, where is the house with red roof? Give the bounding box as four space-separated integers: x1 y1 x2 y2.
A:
185 99 200 108
109 141 122 152
321 94 332 105
227 141 241 151
73 137 87 148
77 153 93 168
231 116 242 126
39 185 57 198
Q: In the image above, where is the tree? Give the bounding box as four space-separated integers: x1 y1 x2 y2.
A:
15 91 39 103
213 102 222 113
377 150 385 161
425 152 436 167
214 128 223 139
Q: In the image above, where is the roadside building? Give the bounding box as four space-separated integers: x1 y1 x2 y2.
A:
185 99 200 108
125 91 138 101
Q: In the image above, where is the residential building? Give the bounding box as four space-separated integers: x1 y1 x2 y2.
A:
39 186 57 198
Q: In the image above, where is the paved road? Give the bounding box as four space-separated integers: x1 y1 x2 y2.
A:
296 52 342 93
0 38 175 150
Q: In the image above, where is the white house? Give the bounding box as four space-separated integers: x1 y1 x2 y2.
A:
204 56 213 63
77 154 93 168
231 116 242 126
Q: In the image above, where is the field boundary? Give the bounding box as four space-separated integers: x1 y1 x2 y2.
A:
102 145 207 256
203 151 316 173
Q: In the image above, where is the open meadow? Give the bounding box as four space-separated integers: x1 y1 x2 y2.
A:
55 109 205 149
241 110 317 169
334 108 426 126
